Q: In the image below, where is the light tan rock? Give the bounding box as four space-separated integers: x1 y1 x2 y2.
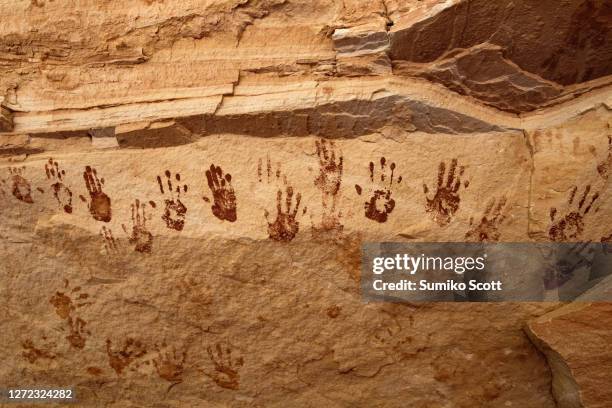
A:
0 1 611 407
526 303 612 408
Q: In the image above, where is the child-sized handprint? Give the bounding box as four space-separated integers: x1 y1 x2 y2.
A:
465 196 507 242
355 157 402 223
157 170 188 231
8 166 33 204
204 164 237 222
66 316 90 349
106 338 147 375
314 139 343 196
204 342 244 390
122 199 153 253
314 139 344 234
153 343 187 383
597 136 611 180
549 185 599 241
100 226 119 254
83 166 111 222
45 158 73 213
265 186 304 242
423 159 469 226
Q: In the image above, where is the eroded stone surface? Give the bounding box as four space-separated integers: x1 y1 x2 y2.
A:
527 303 612 408
1 1 611 407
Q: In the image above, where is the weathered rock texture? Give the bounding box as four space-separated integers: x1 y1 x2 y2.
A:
0 0 611 407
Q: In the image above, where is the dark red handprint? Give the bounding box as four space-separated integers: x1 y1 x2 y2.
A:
597 136 611 180
122 199 153 253
265 186 303 242
549 185 599 241
465 196 507 242
157 170 188 231
83 166 111 222
423 159 469 226
45 158 73 214
8 166 33 204
355 157 402 223
204 164 237 222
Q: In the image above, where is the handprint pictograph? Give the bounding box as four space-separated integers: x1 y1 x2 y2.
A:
65 316 90 349
465 196 507 242
204 342 244 390
265 186 304 242
0 178 6 197
597 136 611 180
355 157 402 223
543 242 595 289
153 343 187 384
100 226 119 254
549 185 599 241
49 281 91 319
21 338 56 364
314 139 344 234
204 164 237 222
83 166 111 222
49 281 92 349
423 159 469 226
157 170 188 231
258 155 306 242
106 338 147 375
257 155 287 185
121 199 153 253
8 166 33 203
45 158 73 213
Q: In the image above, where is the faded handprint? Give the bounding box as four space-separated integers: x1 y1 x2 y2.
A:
153 343 187 383
549 185 599 241
265 186 303 242
45 158 73 213
49 281 92 349
597 135 611 180
100 226 119 254
465 196 507 242
65 316 90 349
423 159 469 226
106 338 147 375
122 199 153 253
355 157 402 223
314 139 344 234
8 166 33 203
204 164 237 222
204 342 244 390
21 338 57 364
543 242 595 289
49 281 91 319
83 166 111 222
314 139 343 196
157 170 188 231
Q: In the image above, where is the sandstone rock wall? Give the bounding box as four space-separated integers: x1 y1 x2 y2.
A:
1 1 611 407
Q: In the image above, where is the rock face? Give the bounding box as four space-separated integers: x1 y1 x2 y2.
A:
526 304 612 408
0 1 610 407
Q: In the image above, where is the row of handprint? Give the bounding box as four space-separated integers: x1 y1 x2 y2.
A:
1 134 610 250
